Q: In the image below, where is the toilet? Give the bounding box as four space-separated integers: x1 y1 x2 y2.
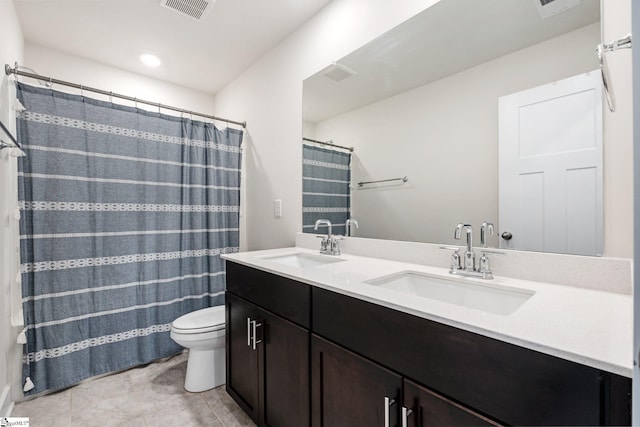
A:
170 305 226 392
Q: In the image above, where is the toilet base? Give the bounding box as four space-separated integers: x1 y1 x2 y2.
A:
184 347 225 392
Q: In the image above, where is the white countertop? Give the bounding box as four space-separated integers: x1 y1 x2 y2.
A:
222 247 632 378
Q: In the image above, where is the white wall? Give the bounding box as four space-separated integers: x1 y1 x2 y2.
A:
214 0 440 250
601 1 633 258
0 0 23 415
24 43 216 115
313 23 601 249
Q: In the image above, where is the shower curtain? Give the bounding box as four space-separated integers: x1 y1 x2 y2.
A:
302 143 351 236
16 83 242 395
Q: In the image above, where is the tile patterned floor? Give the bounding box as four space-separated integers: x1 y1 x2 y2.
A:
11 351 256 427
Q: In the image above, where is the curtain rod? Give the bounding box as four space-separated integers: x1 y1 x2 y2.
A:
302 137 353 152
5 64 247 129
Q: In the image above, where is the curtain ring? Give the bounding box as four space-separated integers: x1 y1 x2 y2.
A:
134 97 138 109
48 77 52 89
157 102 161 114
109 91 113 104
80 84 84 98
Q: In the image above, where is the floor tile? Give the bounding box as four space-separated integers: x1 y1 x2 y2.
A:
12 351 251 427
144 393 222 427
202 387 257 427
10 388 72 426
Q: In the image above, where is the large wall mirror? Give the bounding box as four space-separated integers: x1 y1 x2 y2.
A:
302 0 603 256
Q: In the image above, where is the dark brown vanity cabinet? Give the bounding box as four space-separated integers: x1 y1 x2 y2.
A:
225 261 631 426
225 262 311 427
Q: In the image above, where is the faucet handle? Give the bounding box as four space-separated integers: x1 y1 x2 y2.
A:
480 249 505 256
316 235 329 253
330 238 342 255
439 246 462 271
478 249 505 279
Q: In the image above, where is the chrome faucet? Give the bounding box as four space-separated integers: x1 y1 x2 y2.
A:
454 223 475 271
345 219 359 237
440 222 505 279
314 219 341 255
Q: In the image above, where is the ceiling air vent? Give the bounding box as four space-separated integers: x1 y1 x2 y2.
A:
160 0 215 22
322 63 357 84
532 0 581 20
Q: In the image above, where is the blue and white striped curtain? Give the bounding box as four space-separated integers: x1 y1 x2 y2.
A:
16 83 242 395
302 143 351 235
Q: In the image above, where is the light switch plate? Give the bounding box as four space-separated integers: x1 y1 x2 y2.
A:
274 199 282 218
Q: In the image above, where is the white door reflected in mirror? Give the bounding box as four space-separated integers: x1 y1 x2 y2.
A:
498 71 603 256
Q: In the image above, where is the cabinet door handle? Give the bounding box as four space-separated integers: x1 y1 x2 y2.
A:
247 317 252 347
401 407 413 427
251 320 263 350
384 396 395 427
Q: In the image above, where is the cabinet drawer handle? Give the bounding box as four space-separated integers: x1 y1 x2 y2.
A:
401 407 413 427
384 396 395 427
251 320 263 350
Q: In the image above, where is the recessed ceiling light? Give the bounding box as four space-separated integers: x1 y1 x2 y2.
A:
140 54 161 67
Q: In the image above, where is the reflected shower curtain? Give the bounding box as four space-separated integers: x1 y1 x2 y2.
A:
16 83 242 395
302 143 351 235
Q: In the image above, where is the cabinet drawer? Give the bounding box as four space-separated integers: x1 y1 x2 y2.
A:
312 287 626 426
225 261 311 328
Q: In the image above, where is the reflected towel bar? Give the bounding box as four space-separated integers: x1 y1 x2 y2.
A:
358 176 408 188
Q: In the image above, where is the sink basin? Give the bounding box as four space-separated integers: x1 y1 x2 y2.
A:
365 271 534 316
260 252 345 268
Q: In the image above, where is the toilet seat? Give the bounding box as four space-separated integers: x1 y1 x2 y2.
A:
171 306 225 334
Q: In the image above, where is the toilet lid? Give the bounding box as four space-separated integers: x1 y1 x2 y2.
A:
172 306 225 332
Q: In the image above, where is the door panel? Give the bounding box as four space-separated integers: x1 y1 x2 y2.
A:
261 309 310 427
311 334 402 427
499 71 603 255
226 293 260 423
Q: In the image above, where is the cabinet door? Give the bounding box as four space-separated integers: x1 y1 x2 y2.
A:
403 379 501 427
226 293 260 423
260 308 310 427
312 334 402 427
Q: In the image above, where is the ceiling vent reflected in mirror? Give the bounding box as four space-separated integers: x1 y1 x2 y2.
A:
532 0 581 20
322 63 357 84
160 0 215 22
